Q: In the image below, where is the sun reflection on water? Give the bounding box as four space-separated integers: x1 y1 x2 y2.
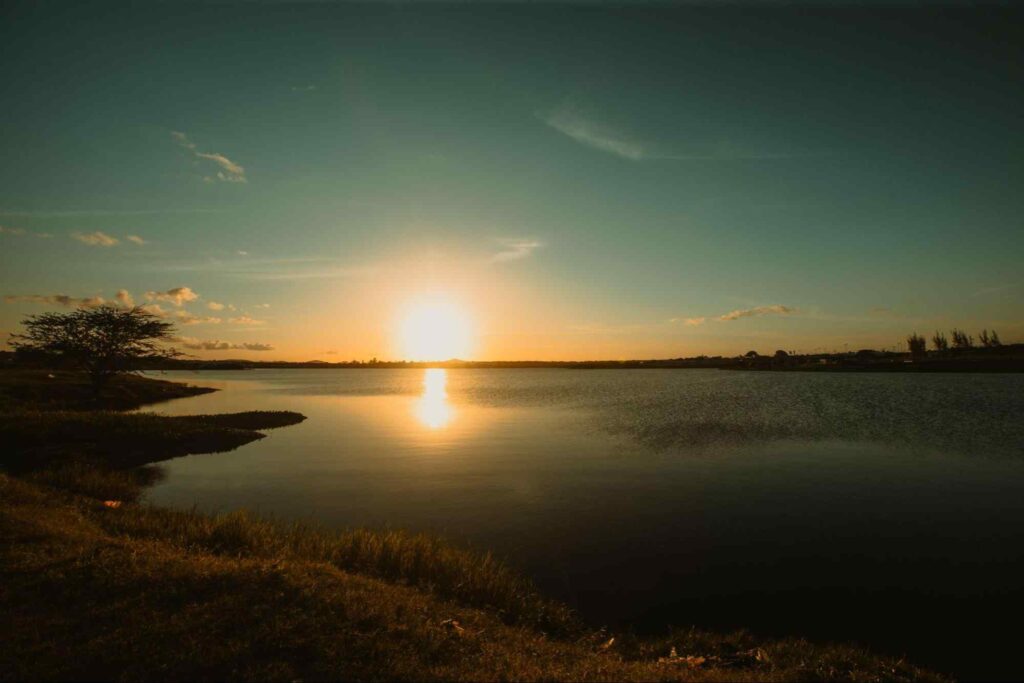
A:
414 368 454 429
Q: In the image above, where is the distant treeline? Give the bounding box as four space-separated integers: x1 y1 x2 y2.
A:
906 328 1003 355
2 338 1021 374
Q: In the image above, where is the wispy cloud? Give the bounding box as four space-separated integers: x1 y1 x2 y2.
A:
718 305 796 321
228 315 265 325
145 286 199 306
542 107 645 161
974 282 1019 297
172 131 247 183
73 231 119 247
115 289 134 307
174 336 273 351
126 235 146 245
139 303 169 318
673 305 797 326
0 208 225 217
207 301 226 311
542 104 818 162
0 225 50 238
491 239 543 263
4 294 106 308
174 310 221 325
158 256 370 281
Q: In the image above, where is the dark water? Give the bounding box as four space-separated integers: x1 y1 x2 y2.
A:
144 369 1024 679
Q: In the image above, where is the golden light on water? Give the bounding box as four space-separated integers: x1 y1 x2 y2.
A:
397 296 474 361
414 368 453 429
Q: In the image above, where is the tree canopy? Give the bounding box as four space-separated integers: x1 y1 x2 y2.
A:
9 306 181 393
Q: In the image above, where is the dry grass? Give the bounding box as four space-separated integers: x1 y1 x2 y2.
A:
0 471 945 683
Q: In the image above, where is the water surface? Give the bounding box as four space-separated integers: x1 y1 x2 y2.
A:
144 368 1024 679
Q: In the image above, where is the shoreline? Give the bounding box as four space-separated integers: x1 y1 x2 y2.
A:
0 370 947 681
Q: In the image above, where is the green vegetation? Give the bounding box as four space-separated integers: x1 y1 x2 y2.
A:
0 370 946 681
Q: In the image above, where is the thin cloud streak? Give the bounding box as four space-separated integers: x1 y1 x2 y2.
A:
172 131 247 183
542 106 819 162
675 305 797 325
0 208 227 217
718 305 796 321
491 239 543 263
174 336 274 351
542 107 644 161
3 294 106 308
73 231 119 247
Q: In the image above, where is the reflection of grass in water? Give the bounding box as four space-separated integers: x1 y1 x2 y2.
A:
0 410 306 472
2 469 946 683
0 368 215 411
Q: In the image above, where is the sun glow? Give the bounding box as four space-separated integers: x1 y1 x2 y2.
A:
397 297 474 361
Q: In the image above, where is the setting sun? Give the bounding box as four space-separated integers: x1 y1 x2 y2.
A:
397 297 474 361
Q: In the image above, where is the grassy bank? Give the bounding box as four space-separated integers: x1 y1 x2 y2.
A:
1 471 944 682
0 370 945 681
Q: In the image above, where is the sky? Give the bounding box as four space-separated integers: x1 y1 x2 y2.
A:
1 1 1022 361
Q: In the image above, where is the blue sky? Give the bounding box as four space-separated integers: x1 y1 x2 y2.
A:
1 1 1022 360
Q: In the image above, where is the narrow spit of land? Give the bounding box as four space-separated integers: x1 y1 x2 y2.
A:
0 370 945 682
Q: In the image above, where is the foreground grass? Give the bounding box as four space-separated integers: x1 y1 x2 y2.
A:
0 472 944 682
0 368 215 411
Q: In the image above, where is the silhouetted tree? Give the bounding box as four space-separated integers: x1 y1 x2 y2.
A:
9 306 180 396
950 328 973 351
932 331 948 353
744 350 759 358
906 333 927 357
979 329 1002 348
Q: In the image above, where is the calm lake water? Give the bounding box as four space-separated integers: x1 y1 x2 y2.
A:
144 368 1024 679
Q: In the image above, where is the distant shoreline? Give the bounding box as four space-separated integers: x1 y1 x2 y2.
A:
138 352 1024 373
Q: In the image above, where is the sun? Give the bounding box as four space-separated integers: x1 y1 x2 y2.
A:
397 296 475 361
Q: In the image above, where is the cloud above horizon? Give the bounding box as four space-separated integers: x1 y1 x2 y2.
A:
3 293 106 308
73 231 119 247
542 107 645 161
174 310 221 325
675 305 797 326
718 304 796 321
126 234 146 245
542 105 815 162
229 315 265 325
0 225 52 238
174 336 273 351
492 239 543 263
145 286 199 306
172 131 247 183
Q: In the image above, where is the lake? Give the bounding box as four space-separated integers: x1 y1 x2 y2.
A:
143 368 1024 679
